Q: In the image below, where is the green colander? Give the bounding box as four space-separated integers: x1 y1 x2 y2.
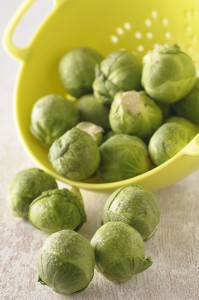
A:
3 0 199 192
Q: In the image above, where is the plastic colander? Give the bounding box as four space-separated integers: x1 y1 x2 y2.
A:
3 0 199 192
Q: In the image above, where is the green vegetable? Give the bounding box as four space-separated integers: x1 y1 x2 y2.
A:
148 122 196 166
102 184 160 241
49 128 100 181
28 187 86 234
59 47 103 98
97 134 152 182
77 94 110 130
8 168 57 218
142 44 197 103
166 116 199 135
76 122 104 145
172 78 199 123
30 94 79 146
109 90 163 139
91 222 152 282
93 50 142 105
38 230 95 295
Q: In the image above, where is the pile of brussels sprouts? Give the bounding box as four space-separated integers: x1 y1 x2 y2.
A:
9 168 161 295
8 43 199 296
30 44 199 183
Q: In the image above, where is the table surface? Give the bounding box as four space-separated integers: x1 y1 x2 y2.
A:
0 2 199 300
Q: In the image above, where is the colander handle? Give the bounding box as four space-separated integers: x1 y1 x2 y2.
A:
3 0 37 61
3 0 61 62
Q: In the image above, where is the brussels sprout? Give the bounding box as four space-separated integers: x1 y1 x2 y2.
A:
102 185 160 241
28 187 86 234
97 134 152 182
59 48 103 98
166 116 199 135
91 222 152 282
30 94 79 146
8 168 57 218
172 78 199 123
77 94 110 130
76 122 104 145
142 44 197 103
38 230 95 295
49 128 100 181
148 122 197 166
109 91 163 139
93 50 142 105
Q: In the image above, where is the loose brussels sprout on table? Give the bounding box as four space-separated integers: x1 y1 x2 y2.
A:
109 90 163 139
91 222 152 282
93 50 142 105
38 230 95 295
76 121 104 145
30 94 79 146
148 121 197 166
59 47 103 98
49 127 100 181
172 78 199 123
97 134 152 182
102 184 160 241
28 187 86 234
8 168 57 218
142 44 197 103
77 94 110 130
